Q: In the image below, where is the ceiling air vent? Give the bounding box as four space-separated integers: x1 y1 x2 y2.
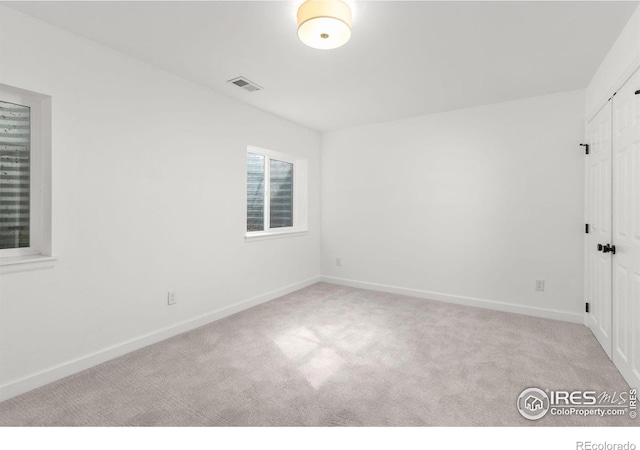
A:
228 76 262 92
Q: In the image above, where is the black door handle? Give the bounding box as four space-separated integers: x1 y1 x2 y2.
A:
603 244 616 254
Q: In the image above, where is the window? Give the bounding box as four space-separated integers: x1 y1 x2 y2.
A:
0 100 30 251
246 146 308 240
0 84 52 268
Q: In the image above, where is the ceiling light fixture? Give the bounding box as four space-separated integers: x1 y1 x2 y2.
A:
297 0 352 50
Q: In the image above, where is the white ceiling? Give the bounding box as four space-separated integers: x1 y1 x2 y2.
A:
5 1 639 131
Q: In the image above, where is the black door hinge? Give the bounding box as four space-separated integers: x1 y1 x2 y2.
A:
586 302 590 313
585 224 589 234
580 143 590 155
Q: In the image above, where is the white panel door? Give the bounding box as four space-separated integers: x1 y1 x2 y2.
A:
586 101 613 358
612 70 640 390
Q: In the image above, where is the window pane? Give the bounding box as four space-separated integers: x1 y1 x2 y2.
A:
247 153 265 232
0 100 30 249
270 159 293 229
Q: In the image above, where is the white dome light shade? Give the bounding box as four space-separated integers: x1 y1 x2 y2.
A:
297 0 352 50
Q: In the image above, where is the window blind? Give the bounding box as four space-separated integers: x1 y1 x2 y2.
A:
269 159 293 229
0 100 30 250
247 153 265 232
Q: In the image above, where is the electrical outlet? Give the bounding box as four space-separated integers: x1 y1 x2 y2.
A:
535 280 545 291
336 258 342 267
168 291 177 306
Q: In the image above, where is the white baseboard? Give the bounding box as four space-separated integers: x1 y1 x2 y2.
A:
320 276 583 324
0 276 321 403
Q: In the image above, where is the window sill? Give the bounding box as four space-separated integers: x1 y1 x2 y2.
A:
245 229 308 242
0 254 57 274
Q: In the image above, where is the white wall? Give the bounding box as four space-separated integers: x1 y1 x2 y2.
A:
586 5 640 120
0 6 320 400
321 90 586 323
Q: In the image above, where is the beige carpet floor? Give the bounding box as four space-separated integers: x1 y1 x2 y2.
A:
0 282 635 426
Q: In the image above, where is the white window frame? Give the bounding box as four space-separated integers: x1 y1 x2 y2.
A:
245 145 308 242
0 84 54 271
